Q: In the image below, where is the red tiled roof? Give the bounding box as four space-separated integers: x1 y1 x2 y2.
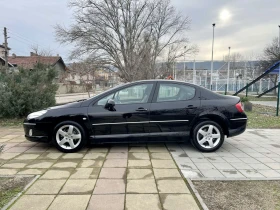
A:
7 56 65 69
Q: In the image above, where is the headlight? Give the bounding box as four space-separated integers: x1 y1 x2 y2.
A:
27 110 47 120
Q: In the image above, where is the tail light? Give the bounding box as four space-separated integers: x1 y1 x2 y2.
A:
235 102 244 113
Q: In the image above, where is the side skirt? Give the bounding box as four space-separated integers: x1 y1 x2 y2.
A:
89 132 189 144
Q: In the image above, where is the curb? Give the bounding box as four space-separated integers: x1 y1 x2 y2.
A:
2 175 40 210
186 178 209 210
190 177 280 181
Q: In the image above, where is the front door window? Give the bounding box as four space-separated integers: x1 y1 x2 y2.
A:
96 84 154 105
114 84 153 104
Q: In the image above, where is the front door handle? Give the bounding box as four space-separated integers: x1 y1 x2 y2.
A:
136 107 148 111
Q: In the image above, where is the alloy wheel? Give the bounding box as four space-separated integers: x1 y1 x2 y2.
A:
196 124 221 149
56 125 82 150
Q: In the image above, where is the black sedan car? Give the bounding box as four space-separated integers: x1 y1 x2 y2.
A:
23 80 247 153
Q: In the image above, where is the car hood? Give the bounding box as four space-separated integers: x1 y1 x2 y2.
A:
48 101 83 110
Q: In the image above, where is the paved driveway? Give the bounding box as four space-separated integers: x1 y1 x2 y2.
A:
1 128 280 209
0 127 199 210
169 129 280 179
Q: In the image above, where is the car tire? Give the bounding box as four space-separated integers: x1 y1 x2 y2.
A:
191 120 224 152
53 121 86 153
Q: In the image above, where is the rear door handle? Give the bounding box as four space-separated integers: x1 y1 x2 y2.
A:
186 105 197 109
136 107 148 111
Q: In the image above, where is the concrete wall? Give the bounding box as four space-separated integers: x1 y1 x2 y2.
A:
57 83 88 94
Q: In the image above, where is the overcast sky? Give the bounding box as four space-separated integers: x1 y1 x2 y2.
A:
0 0 279 62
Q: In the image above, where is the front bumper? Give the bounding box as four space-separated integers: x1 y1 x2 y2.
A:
23 121 51 142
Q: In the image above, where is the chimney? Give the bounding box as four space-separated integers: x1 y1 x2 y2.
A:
57 54 59 57
12 53 16 58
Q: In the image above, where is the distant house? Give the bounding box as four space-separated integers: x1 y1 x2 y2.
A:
0 56 14 68
65 65 120 87
8 52 67 80
0 43 11 58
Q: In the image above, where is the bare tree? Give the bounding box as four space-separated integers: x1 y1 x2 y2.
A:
55 0 197 82
30 45 53 56
68 59 99 97
259 37 280 94
153 44 198 79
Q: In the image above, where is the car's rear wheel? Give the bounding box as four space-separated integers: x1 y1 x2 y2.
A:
192 121 224 152
53 121 86 153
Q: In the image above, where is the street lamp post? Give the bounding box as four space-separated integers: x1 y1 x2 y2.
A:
226 47 231 94
235 73 242 93
193 59 196 84
278 25 280 50
277 25 280 116
184 46 186 81
210 23 216 90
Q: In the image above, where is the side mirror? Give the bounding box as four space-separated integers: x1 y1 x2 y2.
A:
104 99 115 111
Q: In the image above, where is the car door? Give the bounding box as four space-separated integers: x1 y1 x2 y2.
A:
87 82 155 142
149 82 200 138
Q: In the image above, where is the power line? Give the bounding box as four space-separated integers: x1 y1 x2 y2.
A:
9 36 32 47
7 29 50 49
9 37 33 55
9 32 37 46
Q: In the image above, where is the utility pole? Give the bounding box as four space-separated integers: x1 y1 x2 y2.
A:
4 27 9 71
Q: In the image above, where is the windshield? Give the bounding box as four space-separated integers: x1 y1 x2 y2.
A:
88 83 126 100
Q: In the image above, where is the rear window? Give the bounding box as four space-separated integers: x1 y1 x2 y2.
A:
157 83 195 102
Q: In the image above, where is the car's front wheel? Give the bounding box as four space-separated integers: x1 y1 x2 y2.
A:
192 121 224 152
53 121 86 153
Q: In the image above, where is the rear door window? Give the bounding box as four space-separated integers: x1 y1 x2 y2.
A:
156 83 195 102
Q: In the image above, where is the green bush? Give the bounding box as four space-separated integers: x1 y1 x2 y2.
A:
0 63 58 118
240 96 249 103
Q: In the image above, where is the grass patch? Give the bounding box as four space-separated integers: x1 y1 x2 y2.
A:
246 104 280 129
0 176 34 209
0 187 22 208
193 181 280 210
0 118 23 127
238 94 277 101
193 180 280 210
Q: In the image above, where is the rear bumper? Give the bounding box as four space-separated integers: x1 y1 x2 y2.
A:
23 121 51 142
227 118 247 137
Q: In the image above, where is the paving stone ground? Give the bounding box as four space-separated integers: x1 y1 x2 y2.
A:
0 127 199 210
169 129 280 180
1 127 280 209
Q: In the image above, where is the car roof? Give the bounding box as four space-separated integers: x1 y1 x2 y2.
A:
128 79 195 86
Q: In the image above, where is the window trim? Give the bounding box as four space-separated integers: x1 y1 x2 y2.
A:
152 82 196 103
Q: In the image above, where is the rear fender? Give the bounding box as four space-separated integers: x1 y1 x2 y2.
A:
191 111 229 136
